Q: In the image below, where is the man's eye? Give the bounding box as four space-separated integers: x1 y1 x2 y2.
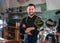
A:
29 9 31 10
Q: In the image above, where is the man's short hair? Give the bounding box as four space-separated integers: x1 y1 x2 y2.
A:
27 4 35 8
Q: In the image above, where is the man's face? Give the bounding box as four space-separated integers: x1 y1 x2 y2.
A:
27 6 35 16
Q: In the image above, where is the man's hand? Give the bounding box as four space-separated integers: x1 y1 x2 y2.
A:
22 24 26 28
26 32 32 35
25 27 35 33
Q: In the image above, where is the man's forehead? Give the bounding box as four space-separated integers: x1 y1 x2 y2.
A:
27 6 35 8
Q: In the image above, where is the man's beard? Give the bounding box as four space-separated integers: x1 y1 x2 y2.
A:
29 12 35 16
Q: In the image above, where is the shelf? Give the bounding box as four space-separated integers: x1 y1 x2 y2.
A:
7 26 19 29
3 25 20 40
7 18 21 20
8 31 15 34
6 11 42 14
8 35 15 39
6 11 27 14
3 10 25 41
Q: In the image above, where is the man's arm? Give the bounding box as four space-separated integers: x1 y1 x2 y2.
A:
25 27 35 35
19 18 26 34
25 27 35 33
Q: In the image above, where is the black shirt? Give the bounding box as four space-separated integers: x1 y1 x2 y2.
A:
20 15 43 35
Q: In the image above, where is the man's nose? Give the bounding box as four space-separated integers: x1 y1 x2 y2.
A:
30 10 33 12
